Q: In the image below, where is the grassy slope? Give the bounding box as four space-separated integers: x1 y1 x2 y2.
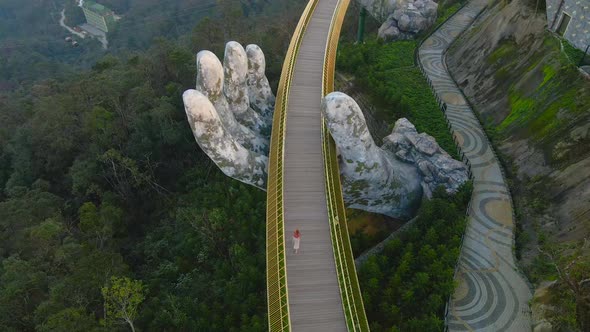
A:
487 35 590 160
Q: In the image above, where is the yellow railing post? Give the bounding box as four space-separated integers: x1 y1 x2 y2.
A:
321 0 370 330
268 0 370 330
266 0 320 331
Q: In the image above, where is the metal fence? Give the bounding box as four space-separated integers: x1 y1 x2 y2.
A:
266 0 319 330
321 0 370 330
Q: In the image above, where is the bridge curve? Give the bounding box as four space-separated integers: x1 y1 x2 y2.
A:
266 0 368 331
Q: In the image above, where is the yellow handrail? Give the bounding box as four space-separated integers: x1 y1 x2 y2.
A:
266 0 319 330
321 0 370 330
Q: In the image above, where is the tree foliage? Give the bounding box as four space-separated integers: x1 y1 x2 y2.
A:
358 183 472 331
101 277 145 332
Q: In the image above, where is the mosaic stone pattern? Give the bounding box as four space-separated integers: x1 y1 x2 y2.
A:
418 0 534 330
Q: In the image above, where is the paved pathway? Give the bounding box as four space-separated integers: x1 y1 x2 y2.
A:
59 9 86 38
418 1 533 330
283 0 348 330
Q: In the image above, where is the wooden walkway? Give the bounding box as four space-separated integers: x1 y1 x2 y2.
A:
283 0 348 330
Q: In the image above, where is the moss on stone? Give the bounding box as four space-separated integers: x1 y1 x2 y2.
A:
487 41 518 64
495 34 590 147
499 92 536 131
355 161 378 174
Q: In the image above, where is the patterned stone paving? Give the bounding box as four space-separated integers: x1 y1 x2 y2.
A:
418 1 533 331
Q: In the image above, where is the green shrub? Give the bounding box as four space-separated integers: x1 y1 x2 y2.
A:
337 40 458 158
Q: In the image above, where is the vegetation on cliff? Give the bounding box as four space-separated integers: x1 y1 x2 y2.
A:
446 0 590 329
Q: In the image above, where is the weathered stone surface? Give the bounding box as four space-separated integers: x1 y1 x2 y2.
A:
357 0 398 22
183 43 467 219
323 92 469 217
322 92 422 219
223 41 270 134
383 118 469 198
183 90 268 189
246 44 275 129
183 41 273 189
360 0 438 41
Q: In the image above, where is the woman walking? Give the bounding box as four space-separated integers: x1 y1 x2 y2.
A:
293 229 301 254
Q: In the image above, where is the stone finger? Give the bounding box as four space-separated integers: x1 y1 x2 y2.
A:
183 89 268 189
246 44 275 128
224 41 266 132
195 49 269 154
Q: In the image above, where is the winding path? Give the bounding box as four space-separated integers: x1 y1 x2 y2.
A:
59 9 85 38
418 1 533 330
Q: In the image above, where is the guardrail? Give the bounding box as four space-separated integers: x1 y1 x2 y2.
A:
322 0 370 330
266 0 319 330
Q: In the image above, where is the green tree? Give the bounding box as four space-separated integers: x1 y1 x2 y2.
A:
28 218 64 258
0 256 48 330
101 276 145 332
37 307 98 332
79 202 123 250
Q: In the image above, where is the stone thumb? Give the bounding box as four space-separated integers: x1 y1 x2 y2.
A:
321 92 381 166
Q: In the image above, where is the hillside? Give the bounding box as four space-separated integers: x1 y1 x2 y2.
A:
446 0 590 329
0 0 305 330
0 0 296 91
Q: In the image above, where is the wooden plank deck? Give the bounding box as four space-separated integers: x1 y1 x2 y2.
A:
283 0 347 330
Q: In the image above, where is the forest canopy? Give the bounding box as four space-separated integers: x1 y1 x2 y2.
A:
0 0 304 330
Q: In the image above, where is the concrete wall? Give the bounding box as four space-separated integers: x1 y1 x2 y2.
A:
546 0 590 50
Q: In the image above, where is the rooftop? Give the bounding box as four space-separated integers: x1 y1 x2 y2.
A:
83 1 111 16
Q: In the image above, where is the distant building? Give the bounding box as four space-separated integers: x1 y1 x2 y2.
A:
81 1 115 33
546 0 590 50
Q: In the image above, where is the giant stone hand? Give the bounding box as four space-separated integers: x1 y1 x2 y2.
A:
322 92 468 218
183 41 275 190
183 42 468 219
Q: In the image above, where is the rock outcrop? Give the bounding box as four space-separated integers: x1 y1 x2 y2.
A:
383 118 469 198
183 43 468 219
358 0 438 41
